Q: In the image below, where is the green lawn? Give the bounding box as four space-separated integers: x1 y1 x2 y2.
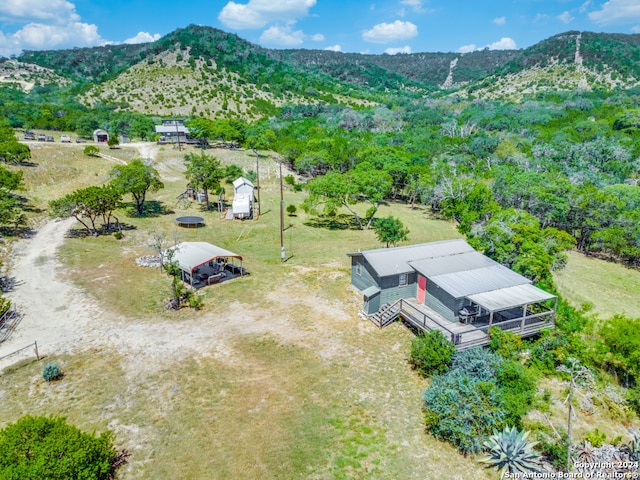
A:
554 251 640 319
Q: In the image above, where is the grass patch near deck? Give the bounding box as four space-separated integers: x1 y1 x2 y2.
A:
554 251 640 319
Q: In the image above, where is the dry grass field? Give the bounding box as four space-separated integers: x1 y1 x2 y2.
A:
0 142 496 479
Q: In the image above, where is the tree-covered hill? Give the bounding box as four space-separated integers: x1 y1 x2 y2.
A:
4 25 640 117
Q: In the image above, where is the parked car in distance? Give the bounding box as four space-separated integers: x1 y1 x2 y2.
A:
60 135 71 143
24 131 35 140
37 134 46 141
45 135 54 142
75 137 87 143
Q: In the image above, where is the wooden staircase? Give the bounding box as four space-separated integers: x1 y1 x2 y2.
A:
365 300 401 329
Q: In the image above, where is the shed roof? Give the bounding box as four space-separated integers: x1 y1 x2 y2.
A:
347 239 473 277
467 284 556 312
167 242 242 273
233 177 254 189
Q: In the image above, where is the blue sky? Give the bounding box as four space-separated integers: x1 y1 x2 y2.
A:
0 0 639 57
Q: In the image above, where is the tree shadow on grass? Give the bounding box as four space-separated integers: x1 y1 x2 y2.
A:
125 201 174 218
64 222 136 238
303 214 362 231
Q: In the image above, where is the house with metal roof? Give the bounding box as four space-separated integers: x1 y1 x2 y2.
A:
155 119 192 144
348 239 556 349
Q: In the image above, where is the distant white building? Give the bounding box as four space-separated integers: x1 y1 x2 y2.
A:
231 177 255 219
155 119 190 144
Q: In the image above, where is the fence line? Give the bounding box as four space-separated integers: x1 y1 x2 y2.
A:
0 341 39 364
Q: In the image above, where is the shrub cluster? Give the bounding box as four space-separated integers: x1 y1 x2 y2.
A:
0 416 119 480
422 348 537 455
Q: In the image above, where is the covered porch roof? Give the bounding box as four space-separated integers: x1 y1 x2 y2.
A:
167 242 242 273
466 284 556 312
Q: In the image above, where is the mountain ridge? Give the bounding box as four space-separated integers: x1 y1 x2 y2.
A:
3 25 640 118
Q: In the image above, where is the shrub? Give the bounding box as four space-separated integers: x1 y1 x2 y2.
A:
583 428 607 448
83 145 99 157
423 373 506 455
0 416 119 479
42 362 62 383
286 204 297 216
497 360 537 427
113 231 123 240
488 327 524 360
408 330 455 377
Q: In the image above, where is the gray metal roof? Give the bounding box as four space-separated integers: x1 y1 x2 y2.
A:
166 242 241 273
467 284 556 311
429 264 531 298
347 239 472 277
409 251 496 277
155 125 189 134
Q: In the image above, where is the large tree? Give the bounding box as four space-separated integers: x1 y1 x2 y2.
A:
184 151 223 209
302 164 392 230
110 159 164 215
50 185 122 235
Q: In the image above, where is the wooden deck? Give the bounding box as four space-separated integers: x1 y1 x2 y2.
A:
366 298 554 350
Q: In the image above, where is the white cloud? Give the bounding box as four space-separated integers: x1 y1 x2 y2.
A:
557 11 574 24
325 44 342 52
456 37 517 54
362 20 418 44
0 0 79 24
311 33 324 41
534 13 550 23
589 0 640 25
632 25 640 33
0 0 107 56
218 0 316 29
457 43 477 53
385 45 411 55
579 1 592 14
124 32 161 44
493 16 506 25
400 0 424 13
259 25 305 46
487 37 517 50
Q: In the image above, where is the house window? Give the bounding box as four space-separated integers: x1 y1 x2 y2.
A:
399 273 408 287
356 263 362 276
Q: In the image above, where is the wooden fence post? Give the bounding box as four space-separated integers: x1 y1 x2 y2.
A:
34 341 39 361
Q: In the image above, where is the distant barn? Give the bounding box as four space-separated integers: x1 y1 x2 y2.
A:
93 129 108 143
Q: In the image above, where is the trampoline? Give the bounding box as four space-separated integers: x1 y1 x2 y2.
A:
175 216 205 228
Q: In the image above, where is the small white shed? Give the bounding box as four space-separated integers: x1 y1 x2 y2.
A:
231 177 255 219
233 177 255 196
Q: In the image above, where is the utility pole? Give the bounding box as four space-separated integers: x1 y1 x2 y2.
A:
557 358 593 473
175 120 182 151
279 156 285 262
253 148 260 219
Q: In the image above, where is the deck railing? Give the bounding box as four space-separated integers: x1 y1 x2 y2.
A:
395 299 554 350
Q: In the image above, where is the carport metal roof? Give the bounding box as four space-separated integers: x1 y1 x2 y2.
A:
466 284 556 312
166 242 242 273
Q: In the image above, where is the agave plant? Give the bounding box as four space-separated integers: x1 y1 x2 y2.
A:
480 426 543 478
629 434 640 462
